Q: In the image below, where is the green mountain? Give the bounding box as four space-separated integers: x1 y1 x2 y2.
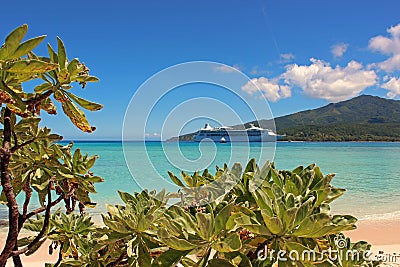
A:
273 94 400 141
169 95 400 141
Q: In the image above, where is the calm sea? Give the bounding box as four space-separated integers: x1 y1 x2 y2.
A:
1 141 400 220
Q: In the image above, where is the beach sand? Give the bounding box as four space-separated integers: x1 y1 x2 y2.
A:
1 218 399 266
346 218 400 266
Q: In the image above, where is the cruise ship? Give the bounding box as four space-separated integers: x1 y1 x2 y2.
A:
193 123 283 142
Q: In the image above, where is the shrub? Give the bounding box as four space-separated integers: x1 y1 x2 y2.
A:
45 159 379 266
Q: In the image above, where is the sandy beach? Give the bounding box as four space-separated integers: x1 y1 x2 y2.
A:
0 217 398 266
346 218 400 266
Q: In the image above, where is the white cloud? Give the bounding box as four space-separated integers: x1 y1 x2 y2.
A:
369 23 400 72
381 77 400 98
279 53 295 63
331 43 348 59
242 77 291 102
374 54 400 72
214 64 241 73
282 58 377 102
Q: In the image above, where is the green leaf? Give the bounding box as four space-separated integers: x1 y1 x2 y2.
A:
239 224 271 236
271 168 283 188
118 191 136 204
12 35 46 58
261 211 284 235
211 232 242 253
57 37 67 69
101 214 130 234
168 171 184 187
47 44 58 63
252 189 273 215
85 155 98 169
0 24 27 59
214 203 233 234
6 25 27 45
292 213 331 237
196 212 214 240
244 158 257 173
294 197 315 227
151 248 190 267
61 99 94 133
283 207 298 232
34 83 53 93
7 59 58 74
326 188 346 203
67 58 80 75
158 228 198 251
66 92 103 111
85 76 99 82
181 171 194 187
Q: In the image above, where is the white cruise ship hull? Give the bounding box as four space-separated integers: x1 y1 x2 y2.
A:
194 131 280 142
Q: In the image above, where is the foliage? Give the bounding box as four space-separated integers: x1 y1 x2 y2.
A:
48 159 379 267
0 24 103 266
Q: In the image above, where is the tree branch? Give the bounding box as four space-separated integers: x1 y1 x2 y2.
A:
25 194 63 219
0 107 20 267
22 176 33 219
12 131 18 148
24 90 53 107
10 138 36 153
12 177 55 257
54 243 63 267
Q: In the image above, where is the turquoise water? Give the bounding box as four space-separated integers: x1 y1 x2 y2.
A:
2 142 400 220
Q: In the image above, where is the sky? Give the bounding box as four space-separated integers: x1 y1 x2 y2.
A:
1 0 400 140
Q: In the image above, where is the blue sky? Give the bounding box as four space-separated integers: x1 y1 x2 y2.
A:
1 0 400 140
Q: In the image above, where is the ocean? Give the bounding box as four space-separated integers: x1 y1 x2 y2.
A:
1 141 400 221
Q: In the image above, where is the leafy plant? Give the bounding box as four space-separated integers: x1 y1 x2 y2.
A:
54 159 378 267
0 24 103 266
